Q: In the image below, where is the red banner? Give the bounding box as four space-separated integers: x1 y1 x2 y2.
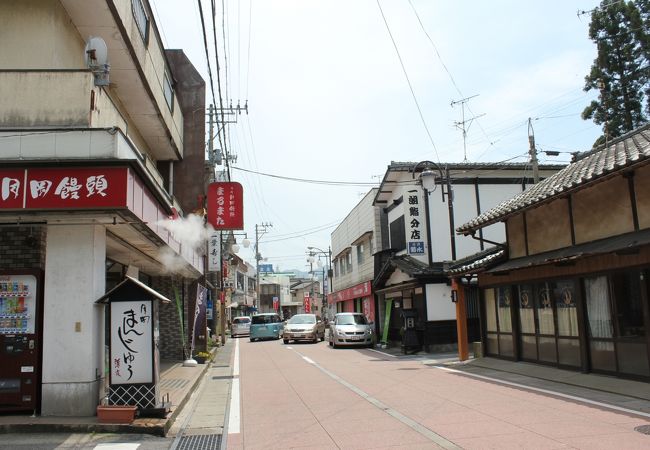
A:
303 293 311 313
207 182 244 230
0 167 128 209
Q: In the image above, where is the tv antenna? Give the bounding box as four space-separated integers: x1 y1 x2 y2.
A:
451 94 485 162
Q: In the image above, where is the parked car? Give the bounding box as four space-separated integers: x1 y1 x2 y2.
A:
328 312 374 348
249 313 284 341
231 316 251 337
283 314 325 344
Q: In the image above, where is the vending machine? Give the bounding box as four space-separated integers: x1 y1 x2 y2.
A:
0 270 43 413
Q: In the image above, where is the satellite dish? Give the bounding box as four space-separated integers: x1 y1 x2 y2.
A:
84 36 110 86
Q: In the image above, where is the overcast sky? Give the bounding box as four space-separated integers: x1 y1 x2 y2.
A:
152 0 602 274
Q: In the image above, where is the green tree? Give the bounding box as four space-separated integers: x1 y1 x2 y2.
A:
582 0 650 146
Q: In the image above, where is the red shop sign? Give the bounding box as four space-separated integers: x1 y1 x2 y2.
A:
0 167 128 210
207 182 244 230
0 170 26 209
328 280 372 304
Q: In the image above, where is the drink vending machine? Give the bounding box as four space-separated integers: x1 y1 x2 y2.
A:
0 270 43 413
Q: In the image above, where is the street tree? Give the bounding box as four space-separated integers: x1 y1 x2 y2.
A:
582 0 650 147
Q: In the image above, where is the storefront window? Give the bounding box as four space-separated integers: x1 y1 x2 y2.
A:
518 285 535 334
553 280 578 337
485 288 497 332
611 272 645 338
585 276 613 338
535 282 555 335
496 286 512 333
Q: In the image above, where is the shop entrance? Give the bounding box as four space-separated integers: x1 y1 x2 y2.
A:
516 279 581 368
584 270 650 378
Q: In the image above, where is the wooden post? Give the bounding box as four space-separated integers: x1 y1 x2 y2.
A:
452 278 469 361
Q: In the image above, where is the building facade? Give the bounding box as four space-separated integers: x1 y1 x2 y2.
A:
372 162 563 351
0 0 207 416
329 189 380 323
456 126 650 381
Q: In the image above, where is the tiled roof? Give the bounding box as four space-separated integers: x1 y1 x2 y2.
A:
457 125 650 234
446 246 506 276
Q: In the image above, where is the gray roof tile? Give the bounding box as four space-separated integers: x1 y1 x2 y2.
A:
457 126 650 234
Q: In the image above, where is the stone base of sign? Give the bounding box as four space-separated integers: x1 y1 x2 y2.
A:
96 405 137 424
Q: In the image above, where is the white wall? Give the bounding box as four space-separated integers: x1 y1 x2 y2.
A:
426 283 456 321
41 225 106 416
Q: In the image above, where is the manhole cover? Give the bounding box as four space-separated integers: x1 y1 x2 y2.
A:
635 425 650 435
177 433 222 449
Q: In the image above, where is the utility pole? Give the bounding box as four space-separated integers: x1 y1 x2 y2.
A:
528 118 540 183
254 222 272 311
451 94 484 163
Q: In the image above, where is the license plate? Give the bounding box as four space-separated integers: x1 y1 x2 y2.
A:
259 326 267 330
350 336 362 340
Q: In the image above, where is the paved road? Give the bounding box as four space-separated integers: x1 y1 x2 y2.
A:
228 337 650 449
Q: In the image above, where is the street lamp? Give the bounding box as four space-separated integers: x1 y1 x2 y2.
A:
307 246 332 318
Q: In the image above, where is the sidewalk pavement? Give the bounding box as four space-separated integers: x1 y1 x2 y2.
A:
0 341 233 437
373 346 650 417
3 340 650 438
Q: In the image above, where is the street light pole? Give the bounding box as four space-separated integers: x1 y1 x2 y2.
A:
255 222 272 311
307 246 332 317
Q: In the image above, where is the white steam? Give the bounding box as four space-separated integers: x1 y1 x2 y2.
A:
157 214 215 273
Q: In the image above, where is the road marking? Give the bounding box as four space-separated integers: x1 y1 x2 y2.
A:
435 365 650 419
94 445 140 450
228 338 241 434
367 348 397 357
291 349 460 450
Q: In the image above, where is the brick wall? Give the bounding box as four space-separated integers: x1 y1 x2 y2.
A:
0 226 46 270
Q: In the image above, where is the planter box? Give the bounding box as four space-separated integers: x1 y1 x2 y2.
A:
97 405 138 424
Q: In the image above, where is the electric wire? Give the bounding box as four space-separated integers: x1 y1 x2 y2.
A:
231 166 379 186
246 0 253 100
376 0 439 162
209 0 230 180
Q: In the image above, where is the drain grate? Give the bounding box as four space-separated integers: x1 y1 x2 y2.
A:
635 425 650 435
160 378 190 390
177 433 222 449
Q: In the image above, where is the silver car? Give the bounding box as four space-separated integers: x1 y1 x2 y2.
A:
283 314 325 344
231 316 251 337
328 312 374 348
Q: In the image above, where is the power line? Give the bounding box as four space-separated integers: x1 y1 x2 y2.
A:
376 0 439 161
231 166 379 186
209 0 230 180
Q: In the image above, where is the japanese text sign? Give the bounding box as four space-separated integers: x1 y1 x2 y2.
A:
207 182 244 230
406 189 426 255
110 300 153 385
0 167 128 209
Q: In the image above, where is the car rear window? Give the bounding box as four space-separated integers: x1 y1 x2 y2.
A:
233 317 250 324
336 314 368 325
288 315 315 324
251 314 281 324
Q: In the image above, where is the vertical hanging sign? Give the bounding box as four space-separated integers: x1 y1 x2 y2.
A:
406 189 425 256
207 182 244 230
208 233 221 272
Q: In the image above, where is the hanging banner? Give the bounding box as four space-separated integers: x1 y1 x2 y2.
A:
207 182 244 230
191 285 208 353
303 292 311 313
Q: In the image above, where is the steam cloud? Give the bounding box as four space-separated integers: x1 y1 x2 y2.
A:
157 213 215 273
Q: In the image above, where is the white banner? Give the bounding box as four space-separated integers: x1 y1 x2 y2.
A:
208 233 221 272
110 300 153 385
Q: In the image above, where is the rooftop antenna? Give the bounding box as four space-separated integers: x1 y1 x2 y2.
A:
451 94 484 162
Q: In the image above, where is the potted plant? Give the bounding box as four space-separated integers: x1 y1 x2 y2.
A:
96 397 138 424
194 351 211 364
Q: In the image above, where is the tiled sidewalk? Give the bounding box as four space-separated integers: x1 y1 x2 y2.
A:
0 349 215 436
